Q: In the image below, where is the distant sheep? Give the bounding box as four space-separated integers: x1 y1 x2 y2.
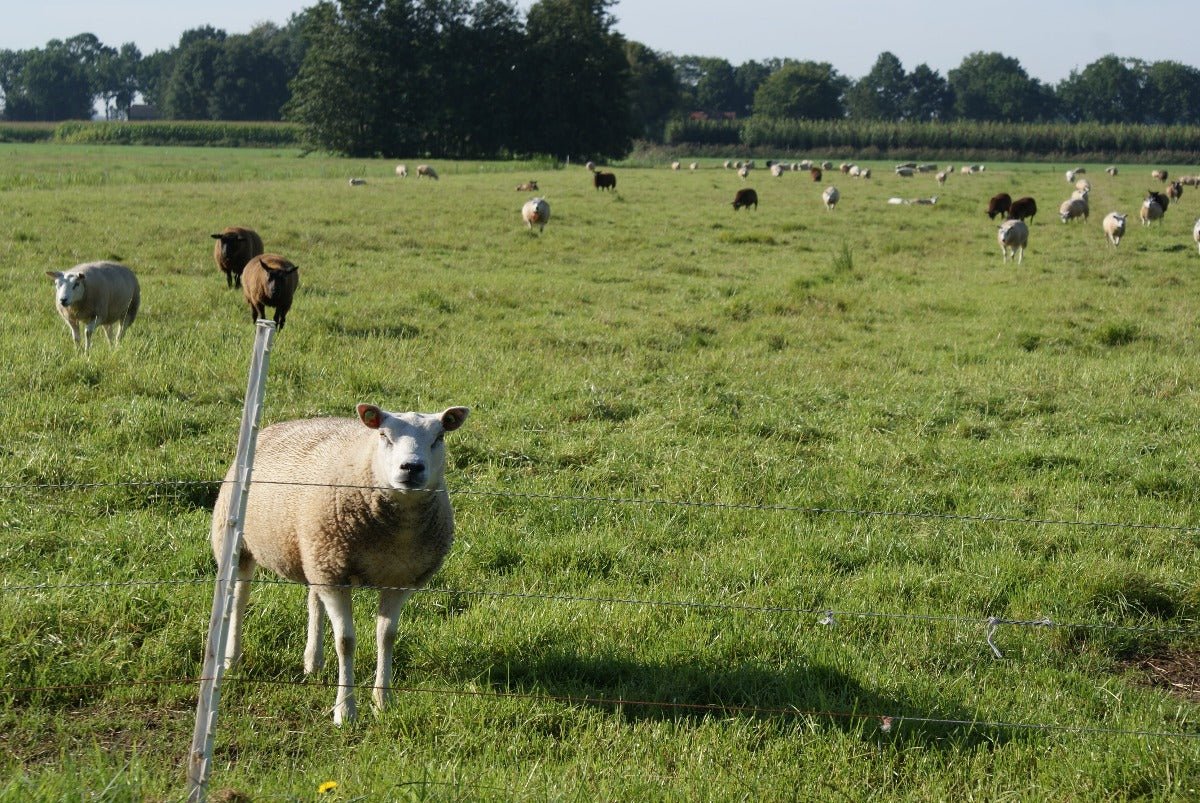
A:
671 161 681 171
241 253 299 330
810 167 823 182
1179 175 1200 187
593 171 616 191
348 178 367 186
1008 196 1038 224
895 166 915 177
936 170 949 186
1102 212 1127 246
210 402 469 724
395 164 408 177
1194 217 1200 254
1059 197 1089 223
416 164 439 180
770 164 785 178
1065 168 1086 183
821 161 834 170
723 160 733 169
731 188 758 211
1152 169 1169 183
211 226 265 289
515 180 539 192
738 165 751 180
46 261 140 352
986 193 1013 220
586 161 597 172
689 162 699 170
910 196 938 205
1167 180 1183 202
822 185 840 210
998 219 1029 264
521 197 550 232
1105 166 1118 176
916 163 938 173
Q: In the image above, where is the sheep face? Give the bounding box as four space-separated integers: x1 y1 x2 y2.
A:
358 405 469 493
213 232 245 261
48 271 86 309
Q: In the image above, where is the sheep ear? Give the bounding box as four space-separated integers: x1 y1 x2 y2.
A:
46 271 63 280
357 404 385 429
210 233 222 239
440 407 469 432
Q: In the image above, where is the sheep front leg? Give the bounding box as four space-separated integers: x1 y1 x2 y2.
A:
83 318 98 352
373 587 415 711
223 560 256 669
304 585 325 674
317 585 356 725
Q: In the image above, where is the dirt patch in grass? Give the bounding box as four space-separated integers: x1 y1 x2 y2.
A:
1121 650 1200 702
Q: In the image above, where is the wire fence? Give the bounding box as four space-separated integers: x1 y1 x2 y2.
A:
2 475 1199 744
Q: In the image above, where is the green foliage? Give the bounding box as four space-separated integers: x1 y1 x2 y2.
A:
751 61 848 119
51 120 302 147
3 146 1200 800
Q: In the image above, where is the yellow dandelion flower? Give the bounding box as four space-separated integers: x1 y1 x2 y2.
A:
317 780 338 794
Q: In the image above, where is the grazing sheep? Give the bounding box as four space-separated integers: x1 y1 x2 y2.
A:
731 188 758 211
737 165 750 180
416 164 438 180
822 185 840 210
1065 167 1086 183
998 219 1029 264
770 163 785 178
689 162 699 170
211 403 470 725
241 253 299 330
211 226 265 289
1008 196 1038 224
887 197 906 205
395 164 408 178
1167 180 1183 202
1141 198 1165 225
1070 187 1090 202
895 166 915 177
515 180 539 192
821 161 834 170
809 167 823 182
1105 166 1118 176
910 196 938 205
348 178 367 186
521 197 550 232
1102 212 1127 246
671 161 681 171
1152 169 1169 183
986 193 1013 220
960 165 973 175
46 261 140 352
917 163 938 173
593 171 617 191
859 167 872 179
1059 197 1089 223
895 162 917 170
1180 175 1200 187
1194 217 1200 254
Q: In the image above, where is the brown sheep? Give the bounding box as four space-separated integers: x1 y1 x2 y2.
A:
1152 169 1169 183
593 171 616 191
1008 196 1038 224
731 188 758 210
242 253 299 330
515 180 539 192
1166 180 1183 202
810 167 823 182
211 226 264 289
986 193 1012 220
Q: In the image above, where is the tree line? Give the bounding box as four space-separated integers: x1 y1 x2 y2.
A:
2 0 1198 159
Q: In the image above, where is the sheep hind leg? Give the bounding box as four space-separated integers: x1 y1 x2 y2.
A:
317 585 356 725
304 585 325 674
223 559 256 669
372 587 415 711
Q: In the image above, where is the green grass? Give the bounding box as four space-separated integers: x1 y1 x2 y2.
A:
2 146 1200 800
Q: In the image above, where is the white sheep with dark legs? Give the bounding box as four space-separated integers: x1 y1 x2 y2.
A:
46 261 140 352
211 403 470 725
1103 212 1127 246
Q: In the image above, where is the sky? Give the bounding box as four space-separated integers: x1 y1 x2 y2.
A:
2 0 1197 85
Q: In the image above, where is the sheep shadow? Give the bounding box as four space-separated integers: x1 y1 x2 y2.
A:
436 645 1013 750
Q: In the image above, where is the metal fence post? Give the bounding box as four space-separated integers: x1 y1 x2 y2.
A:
186 320 276 802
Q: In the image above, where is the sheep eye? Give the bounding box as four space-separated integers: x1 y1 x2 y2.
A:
433 432 445 445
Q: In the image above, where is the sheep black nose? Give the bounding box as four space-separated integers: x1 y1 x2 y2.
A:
400 461 425 475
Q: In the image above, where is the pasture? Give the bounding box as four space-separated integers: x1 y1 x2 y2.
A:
1 145 1199 800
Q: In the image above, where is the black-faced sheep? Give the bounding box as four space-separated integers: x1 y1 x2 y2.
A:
731 188 758 210
1008 197 1038 224
46 261 140 352
211 226 265 289
211 403 470 724
241 254 299 330
986 193 1012 220
593 171 616 191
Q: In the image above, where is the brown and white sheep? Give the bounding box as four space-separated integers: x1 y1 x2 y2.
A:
521 197 550 232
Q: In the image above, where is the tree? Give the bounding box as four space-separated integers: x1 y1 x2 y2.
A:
523 0 633 159
161 27 226 119
1143 60 1200 125
904 63 954 121
752 60 847 119
731 60 773 117
1056 55 1146 123
948 51 1054 122
0 42 94 120
210 23 305 120
846 51 907 120
95 43 141 119
625 41 679 140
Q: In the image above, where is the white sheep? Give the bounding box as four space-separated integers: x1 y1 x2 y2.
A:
935 170 949 186
998 219 1029 263
586 161 597 172
689 162 699 170
1140 198 1164 225
211 404 470 725
46 261 140 352
1066 167 1086 183
1075 178 1091 193
738 165 751 180
770 163 785 178
416 164 438 180
521 197 550 232
822 185 840 210
895 166 915 177
1102 212 1127 246
671 161 681 171
395 164 408 178
1194 217 1200 254
1059 197 1089 223
1105 166 1118 176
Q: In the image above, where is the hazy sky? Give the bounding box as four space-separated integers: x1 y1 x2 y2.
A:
3 0 1196 84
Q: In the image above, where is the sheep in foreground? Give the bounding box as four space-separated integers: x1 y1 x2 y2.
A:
395 164 408 178
822 186 840 210
211 403 470 724
998 219 1029 264
731 188 758 210
416 164 438 180
46 261 140 352
1141 198 1164 225
986 192 1012 220
1059 197 1089 223
1102 212 1127 246
1194 217 1200 254
211 226 265 289
241 253 299 330
521 197 550 232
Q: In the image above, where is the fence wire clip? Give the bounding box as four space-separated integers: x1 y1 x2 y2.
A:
818 610 835 627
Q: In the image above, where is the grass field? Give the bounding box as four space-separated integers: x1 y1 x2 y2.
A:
2 144 1200 801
